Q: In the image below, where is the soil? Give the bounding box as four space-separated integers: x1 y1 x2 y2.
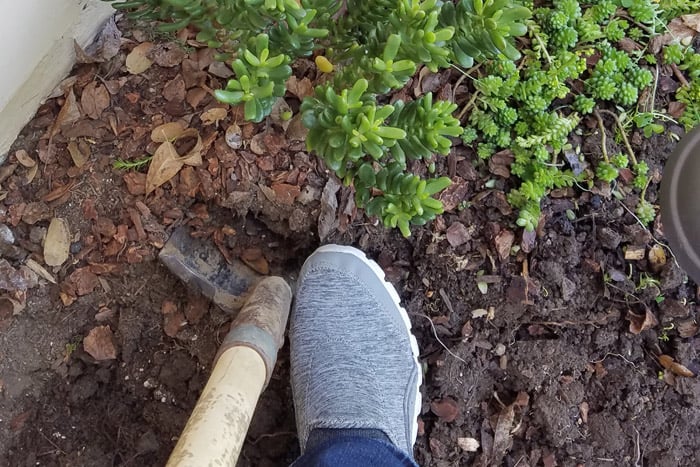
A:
1 16 700 467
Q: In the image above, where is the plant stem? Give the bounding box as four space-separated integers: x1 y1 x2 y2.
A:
593 110 610 163
599 109 637 165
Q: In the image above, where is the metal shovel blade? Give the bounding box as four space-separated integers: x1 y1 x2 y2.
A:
158 227 261 312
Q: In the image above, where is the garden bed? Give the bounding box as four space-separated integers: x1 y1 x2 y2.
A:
1 9 700 467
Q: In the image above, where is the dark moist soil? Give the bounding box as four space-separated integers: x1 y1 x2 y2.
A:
2 17 700 467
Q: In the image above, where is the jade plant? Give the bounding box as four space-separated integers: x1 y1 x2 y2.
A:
106 0 531 236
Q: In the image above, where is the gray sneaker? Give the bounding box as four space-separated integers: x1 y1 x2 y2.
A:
290 245 422 456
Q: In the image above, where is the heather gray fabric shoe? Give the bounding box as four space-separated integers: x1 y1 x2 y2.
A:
290 245 422 456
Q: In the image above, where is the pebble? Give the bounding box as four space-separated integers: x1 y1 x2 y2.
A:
0 223 14 244
29 226 46 244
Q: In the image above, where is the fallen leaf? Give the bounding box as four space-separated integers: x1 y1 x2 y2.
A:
658 354 695 377
490 403 515 465
67 141 89 167
241 248 269 275
430 397 460 422
10 411 31 432
81 82 110 119
286 114 309 141
225 123 243 149
50 88 81 139
200 107 228 125
286 76 314 99
24 258 56 284
163 75 186 102
318 177 341 241
146 128 203 194
457 437 480 452
668 101 686 119
14 150 35 168
41 181 75 202
446 222 470 247
83 325 117 360
250 133 266 155
677 319 699 338
126 42 154 74
44 218 71 267
151 121 187 143
579 401 589 424
488 150 514 178
627 308 658 334
429 437 447 458
151 42 186 67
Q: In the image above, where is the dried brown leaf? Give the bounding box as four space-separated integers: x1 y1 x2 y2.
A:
200 107 228 125
67 141 89 167
318 177 341 241
126 42 154 74
68 268 99 296
83 325 117 360
44 218 71 267
241 248 269 275
627 308 658 334
151 121 187 142
146 129 203 194
50 88 81 139
163 75 186 102
491 403 515 465
81 82 110 119
286 76 314 99
14 150 35 168
41 181 75 202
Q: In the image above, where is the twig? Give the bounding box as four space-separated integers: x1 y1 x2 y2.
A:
593 110 610 163
670 63 690 88
410 312 468 365
247 431 297 445
598 109 637 165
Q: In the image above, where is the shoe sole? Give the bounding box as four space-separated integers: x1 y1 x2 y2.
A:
310 244 423 448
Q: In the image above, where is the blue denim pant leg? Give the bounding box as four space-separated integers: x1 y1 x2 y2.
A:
291 429 418 467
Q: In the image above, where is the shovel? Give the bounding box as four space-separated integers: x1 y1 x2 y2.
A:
159 227 292 466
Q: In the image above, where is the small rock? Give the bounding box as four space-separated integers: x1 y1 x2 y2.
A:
660 262 686 291
597 227 621 250
561 277 576 301
493 343 506 357
457 437 480 452
0 224 14 244
29 226 46 244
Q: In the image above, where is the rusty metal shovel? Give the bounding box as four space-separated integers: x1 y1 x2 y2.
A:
159 227 292 466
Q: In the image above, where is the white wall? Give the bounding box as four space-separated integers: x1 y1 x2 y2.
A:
0 0 114 159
